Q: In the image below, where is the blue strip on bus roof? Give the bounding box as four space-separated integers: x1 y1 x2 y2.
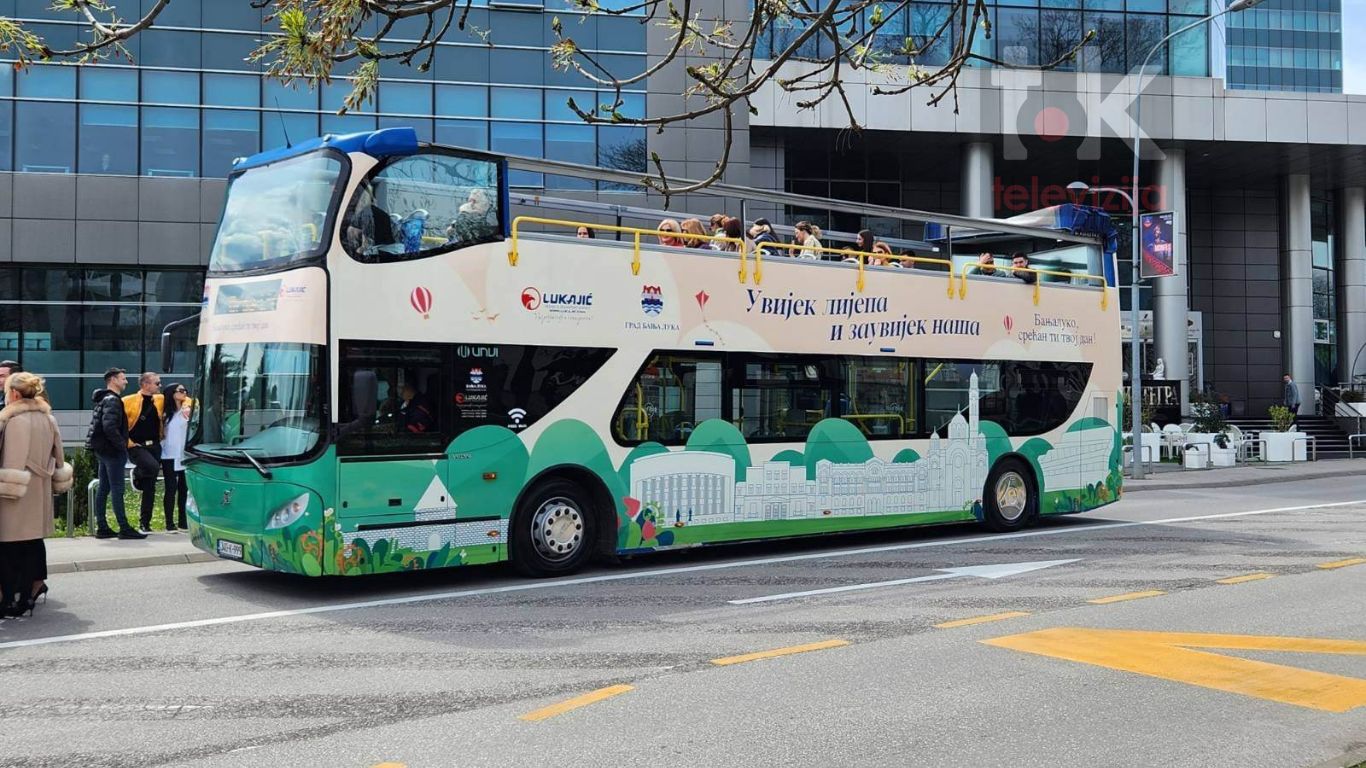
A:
232 127 421 172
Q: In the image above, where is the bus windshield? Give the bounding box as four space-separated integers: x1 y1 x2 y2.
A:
208 151 345 273
189 342 324 463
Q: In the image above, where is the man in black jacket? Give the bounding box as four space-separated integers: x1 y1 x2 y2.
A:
86 367 145 540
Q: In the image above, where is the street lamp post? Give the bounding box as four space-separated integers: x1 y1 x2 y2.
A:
1074 0 1262 479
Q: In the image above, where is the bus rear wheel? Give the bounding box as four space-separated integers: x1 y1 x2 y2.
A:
511 478 598 577
983 458 1035 533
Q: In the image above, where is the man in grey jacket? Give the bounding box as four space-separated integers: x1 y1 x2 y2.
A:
1283 374 1301 424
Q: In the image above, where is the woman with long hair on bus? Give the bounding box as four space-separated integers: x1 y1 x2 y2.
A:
680 218 709 248
657 219 685 248
160 383 194 531
0 372 72 617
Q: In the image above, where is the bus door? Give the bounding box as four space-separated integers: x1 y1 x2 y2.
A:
336 343 453 526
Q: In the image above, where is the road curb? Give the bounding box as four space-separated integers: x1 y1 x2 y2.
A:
1306 744 1366 768
48 551 218 574
1123 468 1362 493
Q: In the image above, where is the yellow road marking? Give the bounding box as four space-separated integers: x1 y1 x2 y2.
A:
935 611 1031 629
1216 573 1274 585
984 627 1366 712
1317 557 1366 570
710 639 850 666
519 684 634 722
1087 589 1166 605
372 764 407 768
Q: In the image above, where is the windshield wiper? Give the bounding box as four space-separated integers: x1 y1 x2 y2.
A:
227 448 273 479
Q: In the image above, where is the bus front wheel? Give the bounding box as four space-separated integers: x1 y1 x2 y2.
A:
982 458 1035 533
511 478 598 577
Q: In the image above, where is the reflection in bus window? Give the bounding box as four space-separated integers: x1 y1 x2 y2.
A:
344 153 501 263
209 152 344 272
730 355 838 442
842 357 916 437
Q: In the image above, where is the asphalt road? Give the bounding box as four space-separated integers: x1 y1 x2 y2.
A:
2 477 1366 768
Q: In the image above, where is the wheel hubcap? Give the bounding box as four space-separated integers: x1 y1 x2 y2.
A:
530 496 584 562
994 472 1029 522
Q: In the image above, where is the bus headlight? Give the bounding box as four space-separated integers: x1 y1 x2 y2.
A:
266 493 310 530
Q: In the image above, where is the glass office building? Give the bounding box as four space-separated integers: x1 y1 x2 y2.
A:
0 0 647 415
1225 0 1343 93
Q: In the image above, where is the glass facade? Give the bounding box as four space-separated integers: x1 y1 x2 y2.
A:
0 1 648 185
0 267 206 409
1226 0 1342 93
1311 196 1336 384
759 0 1212 77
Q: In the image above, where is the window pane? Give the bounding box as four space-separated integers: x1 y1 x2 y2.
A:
924 362 999 435
1039 9 1084 66
83 306 144 381
615 354 723 444
436 85 489 118
145 304 201 375
1169 18 1207 76
80 67 137 101
544 89 583 121
203 110 260 177
0 102 12 171
202 32 258 71
842 357 916 437
379 81 432 115
78 105 138 175
16 65 76 99
203 3 262 29
490 49 543 84
731 355 838 442
1126 14 1165 73
344 153 502 262
322 113 378 135
143 270 204 304
140 30 202 68
450 345 614 436
0 305 19 368
15 101 75 173
491 87 542 120
545 124 595 190
998 9 1040 65
596 91 645 120
264 81 318 111
146 0 200 27
378 116 433 142
83 269 142 302
435 119 488 151
22 304 82 377
1082 12 1126 72
492 122 543 187
262 113 318 152
337 344 446 455
597 125 645 191
204 73 260 107
142 107 199 177
143 70 201 105
910 5 953 66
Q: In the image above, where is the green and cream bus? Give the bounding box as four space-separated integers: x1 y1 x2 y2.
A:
173 127 1123 578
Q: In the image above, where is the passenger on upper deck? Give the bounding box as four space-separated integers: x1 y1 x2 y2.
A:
793 221 823 259
871 241 900 267
749 219 777 256
680 219 709 248
719 217 746 252
576 225 595 239
446 188 498 245
658 219 685 248
708 214 728 251
976 252 1038 284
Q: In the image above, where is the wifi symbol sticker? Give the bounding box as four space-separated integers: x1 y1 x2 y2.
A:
507 407 528 428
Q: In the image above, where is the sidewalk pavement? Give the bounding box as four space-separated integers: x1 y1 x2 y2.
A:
45 533 216 575
1122 457 1366 492
42 460 1364 573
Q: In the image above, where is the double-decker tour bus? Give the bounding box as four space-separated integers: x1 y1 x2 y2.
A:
168 127 1123 577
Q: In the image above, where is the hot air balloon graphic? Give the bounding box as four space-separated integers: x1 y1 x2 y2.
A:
410 286 433 319
1003 315 1013 333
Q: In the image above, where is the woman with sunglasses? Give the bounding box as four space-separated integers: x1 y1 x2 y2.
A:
159 384 194 531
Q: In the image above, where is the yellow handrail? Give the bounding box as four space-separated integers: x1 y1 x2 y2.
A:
841 413 907 435
509 216 750 283
959 263 1109 309
754 241 955 296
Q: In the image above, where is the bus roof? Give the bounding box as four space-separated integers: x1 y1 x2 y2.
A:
231 127 420 172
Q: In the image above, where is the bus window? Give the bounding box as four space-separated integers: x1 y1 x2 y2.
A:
338 343 445 455
614 353 723 445
343 152 501 263
923 361 1002 436
451 344 614 436
730 354 838 442
923 360 1092 437
842 357 916 438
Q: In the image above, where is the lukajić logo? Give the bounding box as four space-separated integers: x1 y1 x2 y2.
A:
641 285 663 316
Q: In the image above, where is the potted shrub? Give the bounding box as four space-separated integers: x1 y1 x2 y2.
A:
1185 392 1229 451
1263 405 1308 461
1208 432 1237 467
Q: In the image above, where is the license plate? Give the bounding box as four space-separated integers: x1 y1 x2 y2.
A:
216 540 244 560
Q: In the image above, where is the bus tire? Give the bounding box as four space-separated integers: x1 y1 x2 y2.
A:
510 477 598 577
982 458 1035 533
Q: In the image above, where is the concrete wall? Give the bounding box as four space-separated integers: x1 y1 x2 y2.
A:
1188 187 1284 415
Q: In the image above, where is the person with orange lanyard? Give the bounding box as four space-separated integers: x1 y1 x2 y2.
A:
122 372 166 533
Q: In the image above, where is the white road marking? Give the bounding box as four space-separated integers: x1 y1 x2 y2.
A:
3 498 1363 650
728 559 1081 604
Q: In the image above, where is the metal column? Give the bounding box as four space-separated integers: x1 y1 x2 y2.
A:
1282 174 1316 396
1153 149 1190 412
960 142 994 219
1336 187 1366 387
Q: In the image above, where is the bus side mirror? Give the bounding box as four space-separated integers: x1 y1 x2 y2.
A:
352 370 378 420
159 313 202 373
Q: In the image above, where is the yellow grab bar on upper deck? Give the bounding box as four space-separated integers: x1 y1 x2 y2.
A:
959 263 1109 309
751 241 956 296
508 216 751 283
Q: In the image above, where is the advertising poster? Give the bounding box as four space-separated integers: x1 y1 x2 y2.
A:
1140 210 1178 279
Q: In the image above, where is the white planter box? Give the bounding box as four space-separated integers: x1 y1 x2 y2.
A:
1125 433 1160 465
1184 432 1217 446
1263 431 1308 462
1183 444 1209 469
1209 446 1237 467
